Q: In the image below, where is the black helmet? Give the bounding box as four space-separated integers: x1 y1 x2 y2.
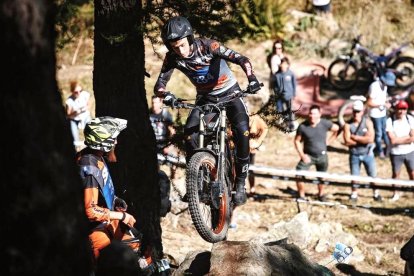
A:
84 116 127 152
161 16 194 50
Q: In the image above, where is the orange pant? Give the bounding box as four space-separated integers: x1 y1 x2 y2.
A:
89 220 139 259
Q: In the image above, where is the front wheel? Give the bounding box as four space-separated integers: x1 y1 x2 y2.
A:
390 57 414 89
328 59 358 90
186 152 230 243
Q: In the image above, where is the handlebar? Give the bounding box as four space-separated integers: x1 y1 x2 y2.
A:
163 83 264 110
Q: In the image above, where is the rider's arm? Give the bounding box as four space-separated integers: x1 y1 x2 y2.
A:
208 39 257 80
154 55 176 97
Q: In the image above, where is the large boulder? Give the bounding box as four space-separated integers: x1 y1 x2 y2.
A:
173 239 333 276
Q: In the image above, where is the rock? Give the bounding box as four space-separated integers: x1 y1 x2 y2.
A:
173 240 334 276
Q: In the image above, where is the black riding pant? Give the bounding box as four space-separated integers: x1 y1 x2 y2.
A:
184 84 250 182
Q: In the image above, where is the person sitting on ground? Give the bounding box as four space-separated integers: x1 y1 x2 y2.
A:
386 100 414 201
154 16 262 206
273 57 297 131
66 80 92 151
150 95 178 179
294 105 339 201
343 99 382 202
77 116 155 274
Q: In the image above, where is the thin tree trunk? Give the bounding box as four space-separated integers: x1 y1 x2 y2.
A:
94 0 162 257
0 0 92 275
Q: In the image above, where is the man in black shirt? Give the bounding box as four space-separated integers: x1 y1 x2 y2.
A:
294 105 339 201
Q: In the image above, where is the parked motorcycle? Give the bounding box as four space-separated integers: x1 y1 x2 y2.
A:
327 35 414 91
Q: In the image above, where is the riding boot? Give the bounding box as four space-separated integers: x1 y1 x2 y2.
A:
233 179 247 206
233 157 249 206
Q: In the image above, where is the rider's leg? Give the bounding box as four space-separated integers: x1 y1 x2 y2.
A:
228 99 250 206
184 108 201 163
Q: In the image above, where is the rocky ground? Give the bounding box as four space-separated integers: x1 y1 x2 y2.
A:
160 127 414 275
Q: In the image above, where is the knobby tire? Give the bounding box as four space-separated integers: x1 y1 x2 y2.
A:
390 57 414 89
328 59 358 91
186 152 230 243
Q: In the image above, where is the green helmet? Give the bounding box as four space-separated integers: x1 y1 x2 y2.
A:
84 116 127 152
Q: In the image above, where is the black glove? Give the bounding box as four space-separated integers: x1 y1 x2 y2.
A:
114 196 127 211
163 92 177 108
247 75 261 93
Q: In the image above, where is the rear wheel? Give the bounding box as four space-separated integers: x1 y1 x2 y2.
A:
390 57 414 89
328 59 358 90
186 152 230 243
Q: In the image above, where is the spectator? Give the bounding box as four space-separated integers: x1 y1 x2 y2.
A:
273 57 297 131
149 95 177 179
386 100 414 201
406 87 414 116
400 234 414 276
367 71 395 159
343 99 382 202
294 105 339 201
65 80 91 151
247 112 269 195
312 0 332 15
268 39 286 75
77 117 156 274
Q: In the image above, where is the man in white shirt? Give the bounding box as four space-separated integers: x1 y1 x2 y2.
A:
386 100 414 201
367 72 395 159
66 81 92 150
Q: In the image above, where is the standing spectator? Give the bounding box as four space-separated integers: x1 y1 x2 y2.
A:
248 112 269 195
343 100 382 202
406 87 414 116
386 100 414 201
294 105 339 201
312 0 332 14
268 39 286 75
149 95 177 179
273 57 297 131
367 72 395 159
65 80 91 151
267 39 286 92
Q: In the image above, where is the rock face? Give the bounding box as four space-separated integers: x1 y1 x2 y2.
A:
173 239 333 276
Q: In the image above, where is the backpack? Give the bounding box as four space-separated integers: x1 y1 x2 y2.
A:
159 170 171 217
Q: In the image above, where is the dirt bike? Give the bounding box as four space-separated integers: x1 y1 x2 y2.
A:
328 35 414 91
164 86 260 243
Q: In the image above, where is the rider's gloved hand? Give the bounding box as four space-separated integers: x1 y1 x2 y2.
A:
114 196 127 211
163 92 177 108
247 75 261 93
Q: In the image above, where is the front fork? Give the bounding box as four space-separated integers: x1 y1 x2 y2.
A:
210 109 228 209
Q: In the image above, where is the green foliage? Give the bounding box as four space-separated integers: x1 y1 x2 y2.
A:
235 0 289 40
143 0 243 44
55 0 93 49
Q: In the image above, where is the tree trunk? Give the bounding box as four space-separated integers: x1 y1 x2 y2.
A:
94 0 162 257
0 0 92 275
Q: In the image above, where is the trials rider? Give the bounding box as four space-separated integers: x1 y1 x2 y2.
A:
154 16 262 206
